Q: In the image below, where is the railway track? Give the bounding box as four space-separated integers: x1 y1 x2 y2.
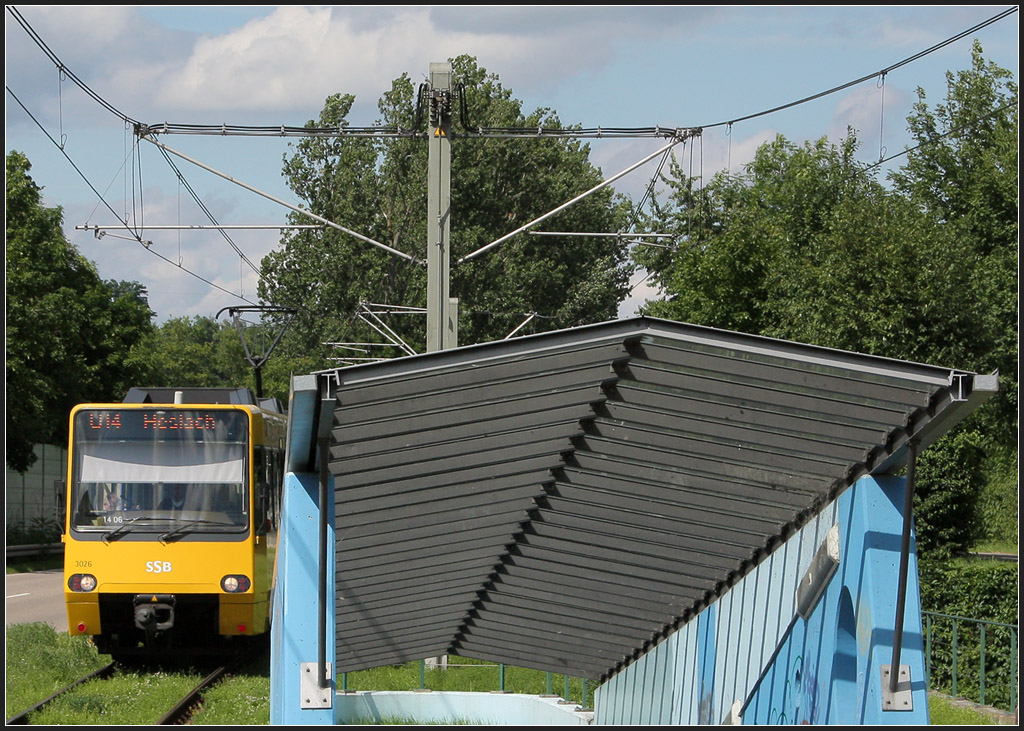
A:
6 656 246 725
157 663 233 725
6 662 117 725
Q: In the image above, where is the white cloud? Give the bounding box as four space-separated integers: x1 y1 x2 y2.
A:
145 7 561 116
872 18 946 51
16 6 724 121
829 84 905 143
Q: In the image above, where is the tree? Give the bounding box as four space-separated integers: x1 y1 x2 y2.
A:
634 134 979 367
637 46 1017 555
6 151 154 472
143 316 245 389
259 55 631 362
889 40 1018 448
639 46 1016 384
139 315 306 403
636 135 999 557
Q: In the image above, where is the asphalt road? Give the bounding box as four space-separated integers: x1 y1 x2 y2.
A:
5 569 67 632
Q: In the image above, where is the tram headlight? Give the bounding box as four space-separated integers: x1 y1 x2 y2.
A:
69 574 97 592
221 574 251 593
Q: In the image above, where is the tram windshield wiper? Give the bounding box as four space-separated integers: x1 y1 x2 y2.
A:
158 519 236 544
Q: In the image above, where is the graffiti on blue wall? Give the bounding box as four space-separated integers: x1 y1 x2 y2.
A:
764 655 823 725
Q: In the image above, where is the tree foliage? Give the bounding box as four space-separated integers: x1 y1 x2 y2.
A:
912 429 987 558
636 45 1017 555
143 316 250 390
141 315 300 403
889 40 1018 442
259 55 631 361
6 151 154 472
635 134 988 370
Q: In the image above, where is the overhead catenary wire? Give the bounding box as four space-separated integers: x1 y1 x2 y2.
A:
700 6 1018 131
5 84 257 307
6 6 139 127
139 134 422 265
10 3 1014 184
7 4 1017 346
457 134 694 264
859 99 1017 178
154 144 264 277
355 303 418 356
10 5 1006 144
9 4 1015 149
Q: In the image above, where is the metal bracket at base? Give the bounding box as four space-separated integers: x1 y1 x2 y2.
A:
300 662 333 709
880 665 913 711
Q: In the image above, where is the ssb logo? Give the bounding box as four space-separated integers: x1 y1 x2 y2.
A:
145 561 173 574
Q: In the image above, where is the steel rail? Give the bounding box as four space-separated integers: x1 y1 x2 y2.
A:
7 646 262 725
157 663 230 725
6 662 116 724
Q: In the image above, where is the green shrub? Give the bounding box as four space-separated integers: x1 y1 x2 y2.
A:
913 429 986 558
974 447 1018 549
6 514 62 546
919 558 1019 710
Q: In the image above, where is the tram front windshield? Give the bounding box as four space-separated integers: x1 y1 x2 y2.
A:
71 409 249 536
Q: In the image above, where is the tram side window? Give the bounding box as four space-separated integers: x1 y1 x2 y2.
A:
215 482 246 520
267 447 283 531
253 446 266 533
252 445 283 532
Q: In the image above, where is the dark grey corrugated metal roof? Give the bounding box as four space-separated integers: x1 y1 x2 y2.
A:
323 317 995 681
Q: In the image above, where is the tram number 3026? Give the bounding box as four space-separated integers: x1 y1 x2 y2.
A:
145 561 173 574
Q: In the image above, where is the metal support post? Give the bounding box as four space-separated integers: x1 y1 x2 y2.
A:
883 440 917 711
426 62 453 352
318 436 330 691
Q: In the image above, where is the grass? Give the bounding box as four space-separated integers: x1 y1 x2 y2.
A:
189 649 271 725
6 553 63 574
30 668 205 725
971 539 1019 555
4 622 270 725
5 622 110 718
339 657 590 705
928 692 1011 725
5 624 586 725
7 623 1014 724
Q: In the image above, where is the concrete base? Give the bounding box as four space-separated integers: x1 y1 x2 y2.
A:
334 690 594 725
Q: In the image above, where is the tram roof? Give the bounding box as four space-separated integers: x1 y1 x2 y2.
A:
301 316 996 681
124 387 259 405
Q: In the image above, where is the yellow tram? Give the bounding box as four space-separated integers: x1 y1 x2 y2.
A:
62 388 285 658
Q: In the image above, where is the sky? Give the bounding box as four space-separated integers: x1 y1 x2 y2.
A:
5 5 1019 330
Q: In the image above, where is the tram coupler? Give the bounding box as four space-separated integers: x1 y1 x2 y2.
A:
133 594 175 631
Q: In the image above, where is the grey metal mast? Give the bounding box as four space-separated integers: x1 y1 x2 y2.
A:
426 62 458 352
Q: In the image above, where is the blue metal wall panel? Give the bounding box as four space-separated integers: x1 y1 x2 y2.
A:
270 471 336 725
593 475 928 725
